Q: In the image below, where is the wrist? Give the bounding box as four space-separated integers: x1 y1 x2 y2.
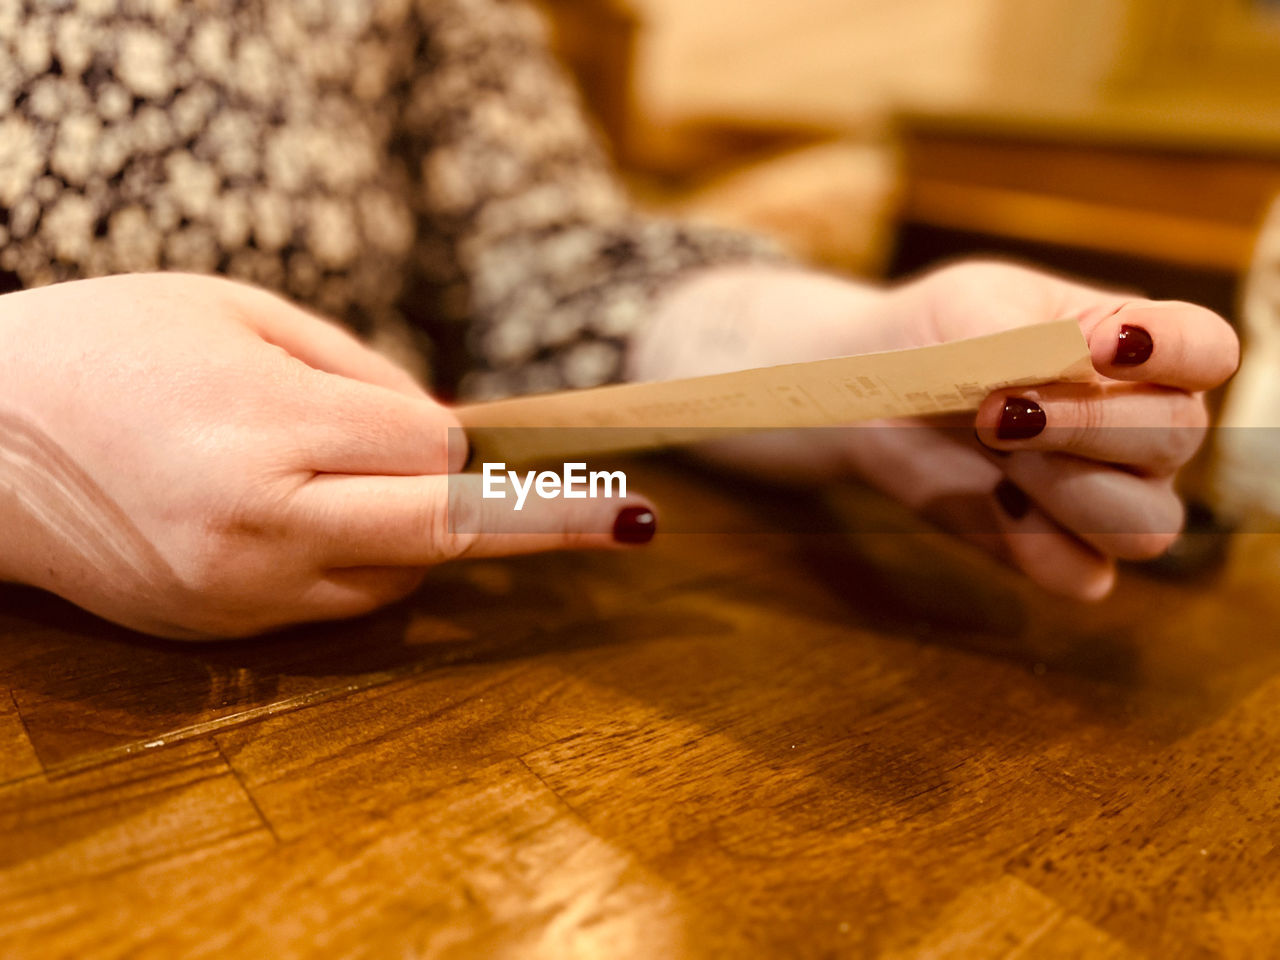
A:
627 264 891 383
0 289 46 586
0 288 39 418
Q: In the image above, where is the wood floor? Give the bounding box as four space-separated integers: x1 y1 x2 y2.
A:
2 458 1279 958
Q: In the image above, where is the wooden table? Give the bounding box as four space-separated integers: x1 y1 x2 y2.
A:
3 459 1279 958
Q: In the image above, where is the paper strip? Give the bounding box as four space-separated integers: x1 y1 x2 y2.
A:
456 320 1093 464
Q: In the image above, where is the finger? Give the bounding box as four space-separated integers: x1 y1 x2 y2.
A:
236 284 430 399
285 369 468 476
1001 453 1184 561
989 478 1116 600
975 382 1209 475
1085 301 1239 390
289 472 657 567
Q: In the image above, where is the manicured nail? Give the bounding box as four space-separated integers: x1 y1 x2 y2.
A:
1113 324 1153 366
613 506 656 544
997 398 1046 441
994 479 1031 520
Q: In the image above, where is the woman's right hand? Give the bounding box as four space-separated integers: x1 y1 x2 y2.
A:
0 274 654 639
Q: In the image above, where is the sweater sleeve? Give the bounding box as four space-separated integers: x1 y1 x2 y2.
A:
395 0 787 401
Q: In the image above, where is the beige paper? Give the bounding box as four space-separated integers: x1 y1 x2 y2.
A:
457 320 1093 465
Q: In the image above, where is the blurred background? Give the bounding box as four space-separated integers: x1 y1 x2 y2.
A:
540 0 1280 525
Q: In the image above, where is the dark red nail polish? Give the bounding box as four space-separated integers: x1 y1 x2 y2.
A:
1114 324 1153 366
997 398 1046 441
994 479 1031 520
613 506 656 544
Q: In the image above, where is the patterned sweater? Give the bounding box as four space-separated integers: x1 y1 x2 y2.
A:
0 0 778 400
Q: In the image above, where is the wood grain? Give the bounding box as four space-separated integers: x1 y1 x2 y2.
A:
0 692 40 784
2 460 1280 958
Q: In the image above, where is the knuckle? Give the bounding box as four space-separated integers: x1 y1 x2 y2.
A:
1117 492 1185 559
1171 431 1207 468
938 259 1025 283
925 260 1029 300
1160 398 1210 469
1118 530 1180 561
1065 396 1106 448
435 527 480 561
432 486 481 560
1193 308 1241 381
1172 396 1211 433
556 510 600 550
1222 328 1243 379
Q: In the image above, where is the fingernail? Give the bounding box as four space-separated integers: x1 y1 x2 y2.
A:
994 479 1031 520
1113 324 1153 366
997 398 1046 441
613 506 656 544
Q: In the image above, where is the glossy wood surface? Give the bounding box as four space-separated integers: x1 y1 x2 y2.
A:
2 460 1279 958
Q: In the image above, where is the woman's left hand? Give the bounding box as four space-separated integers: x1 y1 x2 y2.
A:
631 260 1240 600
